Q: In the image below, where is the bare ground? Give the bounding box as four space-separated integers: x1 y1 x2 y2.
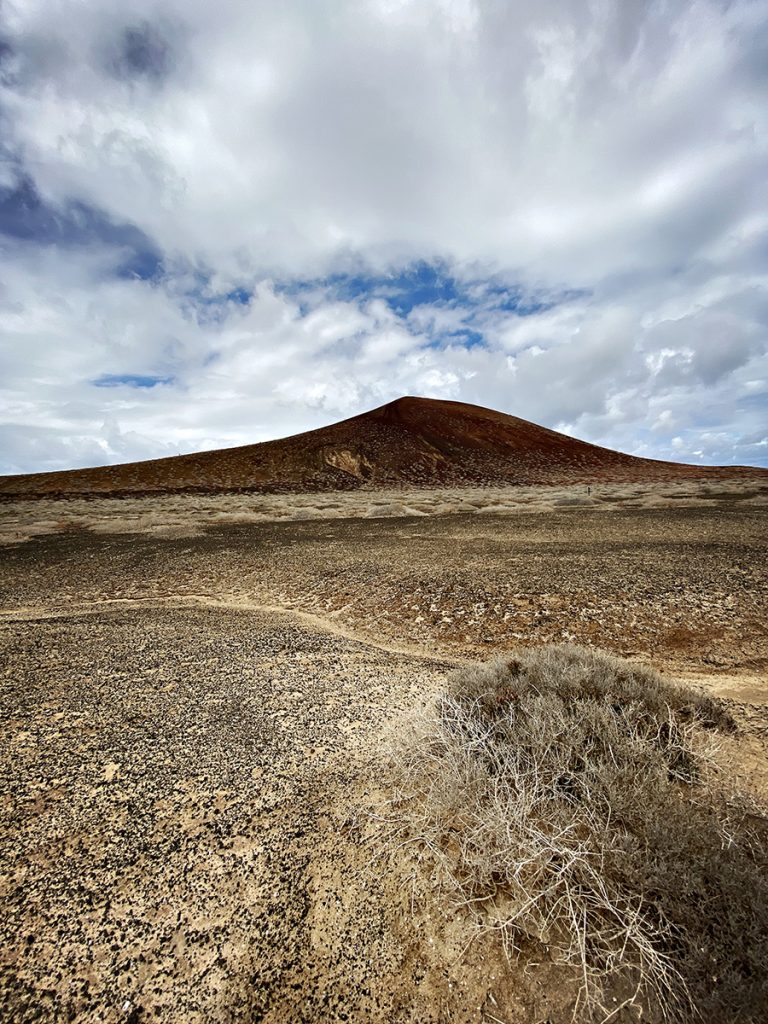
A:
1 489 767 1022
2 480 767 548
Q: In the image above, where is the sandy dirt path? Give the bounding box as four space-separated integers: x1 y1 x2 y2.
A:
0 597 469 670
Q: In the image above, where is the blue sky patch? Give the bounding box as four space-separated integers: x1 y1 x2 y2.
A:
276 262 586 352
279 261 459 316
174 269 253 325
453 328 486 349
223 286 251 305
349 261 460 315
93 373 174 389
478 281 588 316
279 261 583 320
117 246 163 281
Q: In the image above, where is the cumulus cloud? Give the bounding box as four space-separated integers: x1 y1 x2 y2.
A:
0 0 766 472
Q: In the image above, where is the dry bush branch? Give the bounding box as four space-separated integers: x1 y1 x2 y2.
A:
381 645 768 1022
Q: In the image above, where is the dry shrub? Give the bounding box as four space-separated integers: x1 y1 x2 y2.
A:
385 645 768 1022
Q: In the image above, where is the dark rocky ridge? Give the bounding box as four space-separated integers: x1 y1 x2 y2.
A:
2 396 765 499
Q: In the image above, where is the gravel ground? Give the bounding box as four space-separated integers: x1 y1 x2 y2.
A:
1 606 480 1023
1 499 767 1022
2 503 765 674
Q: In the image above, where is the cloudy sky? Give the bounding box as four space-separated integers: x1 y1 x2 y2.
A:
1 0 767 474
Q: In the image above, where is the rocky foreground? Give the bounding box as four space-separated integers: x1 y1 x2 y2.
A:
1 497 767 1022
2 606 467 1023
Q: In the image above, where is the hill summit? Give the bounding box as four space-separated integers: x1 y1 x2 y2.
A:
0 396 763 498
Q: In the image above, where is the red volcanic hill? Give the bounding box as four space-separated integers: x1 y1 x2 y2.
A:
1 396 765 499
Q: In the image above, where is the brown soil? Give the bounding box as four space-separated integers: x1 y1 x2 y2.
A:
1 495 766 1022
2 397 766 499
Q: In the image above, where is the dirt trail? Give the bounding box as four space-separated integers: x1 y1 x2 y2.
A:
0 596 469 670
3 502 765 677
3 594 764 707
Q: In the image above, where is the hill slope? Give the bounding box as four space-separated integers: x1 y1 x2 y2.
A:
1 396 764 498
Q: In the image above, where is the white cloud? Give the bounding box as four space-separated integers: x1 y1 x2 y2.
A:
0 0 767 472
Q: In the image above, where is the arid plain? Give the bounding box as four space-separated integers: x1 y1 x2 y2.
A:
2 481 768 1023
2 400 768 1023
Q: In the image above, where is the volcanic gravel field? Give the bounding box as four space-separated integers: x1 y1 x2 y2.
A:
1 493 767 1022
2 607 484 1023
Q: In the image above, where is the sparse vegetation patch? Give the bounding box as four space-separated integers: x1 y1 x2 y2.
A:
385 645 768 1022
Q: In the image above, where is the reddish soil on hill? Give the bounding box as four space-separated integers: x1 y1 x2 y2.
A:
1 396 765 498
